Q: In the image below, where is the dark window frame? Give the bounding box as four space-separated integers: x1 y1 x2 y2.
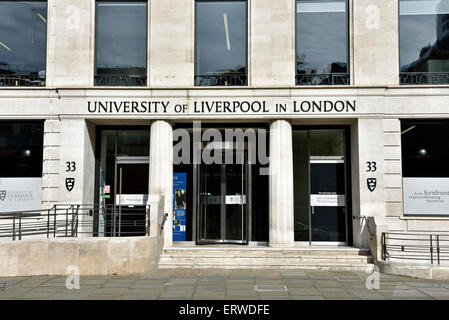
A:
194 0 249 87
94 0 148 87
294 0 350 86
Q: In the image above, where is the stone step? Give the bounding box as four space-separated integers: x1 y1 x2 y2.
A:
158 261 375 272
159 256 372 264
158 246 374 271
162 247 371 256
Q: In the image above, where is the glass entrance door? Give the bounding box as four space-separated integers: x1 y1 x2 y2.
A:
114 161 149 237
310 159 346 244
97 130 150 237
197 146 248 244
293 128 349 245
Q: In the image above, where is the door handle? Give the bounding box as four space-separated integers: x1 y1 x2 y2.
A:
311 206 315 215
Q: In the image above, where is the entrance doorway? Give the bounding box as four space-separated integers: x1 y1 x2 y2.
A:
196 143 249 244
96 129 150 237
293 128 351 245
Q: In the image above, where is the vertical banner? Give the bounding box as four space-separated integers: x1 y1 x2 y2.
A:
173 173 187 241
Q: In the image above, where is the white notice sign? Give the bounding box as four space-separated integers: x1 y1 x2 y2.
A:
403 178 449 215
310 194 345 207
0 178 42 213
116 194 148 206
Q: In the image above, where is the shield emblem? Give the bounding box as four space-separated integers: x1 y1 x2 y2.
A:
66 178 75 192
0 190 6 201
367 178 377 192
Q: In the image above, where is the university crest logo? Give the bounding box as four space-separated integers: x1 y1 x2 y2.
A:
367 178 377 192
66 178 75 192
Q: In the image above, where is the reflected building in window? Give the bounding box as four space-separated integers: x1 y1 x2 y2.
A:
95 1 148 87
400 0 449 84
0 1 47 87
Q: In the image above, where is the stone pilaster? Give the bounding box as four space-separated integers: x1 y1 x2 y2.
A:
149 120 173 247
269 120 294 247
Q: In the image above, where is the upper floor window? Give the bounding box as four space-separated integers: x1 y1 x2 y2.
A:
95 1 147 87
0 1 47 87
195 0 247 86
295 0 349 86
400 0 449 85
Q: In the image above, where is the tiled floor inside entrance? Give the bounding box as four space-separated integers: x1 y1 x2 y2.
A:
1 269 449 300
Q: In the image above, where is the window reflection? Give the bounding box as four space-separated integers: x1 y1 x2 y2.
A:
401 121 449 177
0 121 44 177
0 1 47 87
95 1 147 87
400 0 449 84
195 0 247 86
296 0 348 86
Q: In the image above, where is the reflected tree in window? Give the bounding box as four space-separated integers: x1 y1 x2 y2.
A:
295 0 348 85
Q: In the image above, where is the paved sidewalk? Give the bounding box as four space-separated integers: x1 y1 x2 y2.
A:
1 269 449 300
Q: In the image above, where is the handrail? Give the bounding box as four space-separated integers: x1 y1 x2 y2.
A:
0 204 151 240
382 232 449 265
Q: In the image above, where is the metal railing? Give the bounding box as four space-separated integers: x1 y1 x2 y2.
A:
0 74 46 87
382 232 449 265
296 73 349 86
94 74 147 86
400 72 449 85
0 204 150 240
195 74 247 86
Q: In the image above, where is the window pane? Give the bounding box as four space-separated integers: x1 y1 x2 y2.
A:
296 0 348 85
195 0 247 86
401 121 449 177
0 121 44 177
400 0 449 83
117 131 150 157
310 130 345 157
96 1 147 86
0 1 47 87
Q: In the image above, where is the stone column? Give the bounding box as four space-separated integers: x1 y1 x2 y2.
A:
269 120 294 247
149 121 173 247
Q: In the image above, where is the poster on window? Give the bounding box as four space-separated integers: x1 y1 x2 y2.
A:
0 178 42 213
173 173 187 241
403 178 449 215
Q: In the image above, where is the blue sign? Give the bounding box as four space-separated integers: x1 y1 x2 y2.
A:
173 173 187 241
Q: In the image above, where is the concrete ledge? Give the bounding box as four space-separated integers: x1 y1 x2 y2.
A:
378 260 449 280
0 237 158 277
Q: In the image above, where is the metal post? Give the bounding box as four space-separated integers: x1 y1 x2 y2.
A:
53 206 57 238
430 235 433 264
437 235 440 265
381 232 386 260
65 209 68 237
12 212 16 241
47 209 50 238
18 213 22 240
